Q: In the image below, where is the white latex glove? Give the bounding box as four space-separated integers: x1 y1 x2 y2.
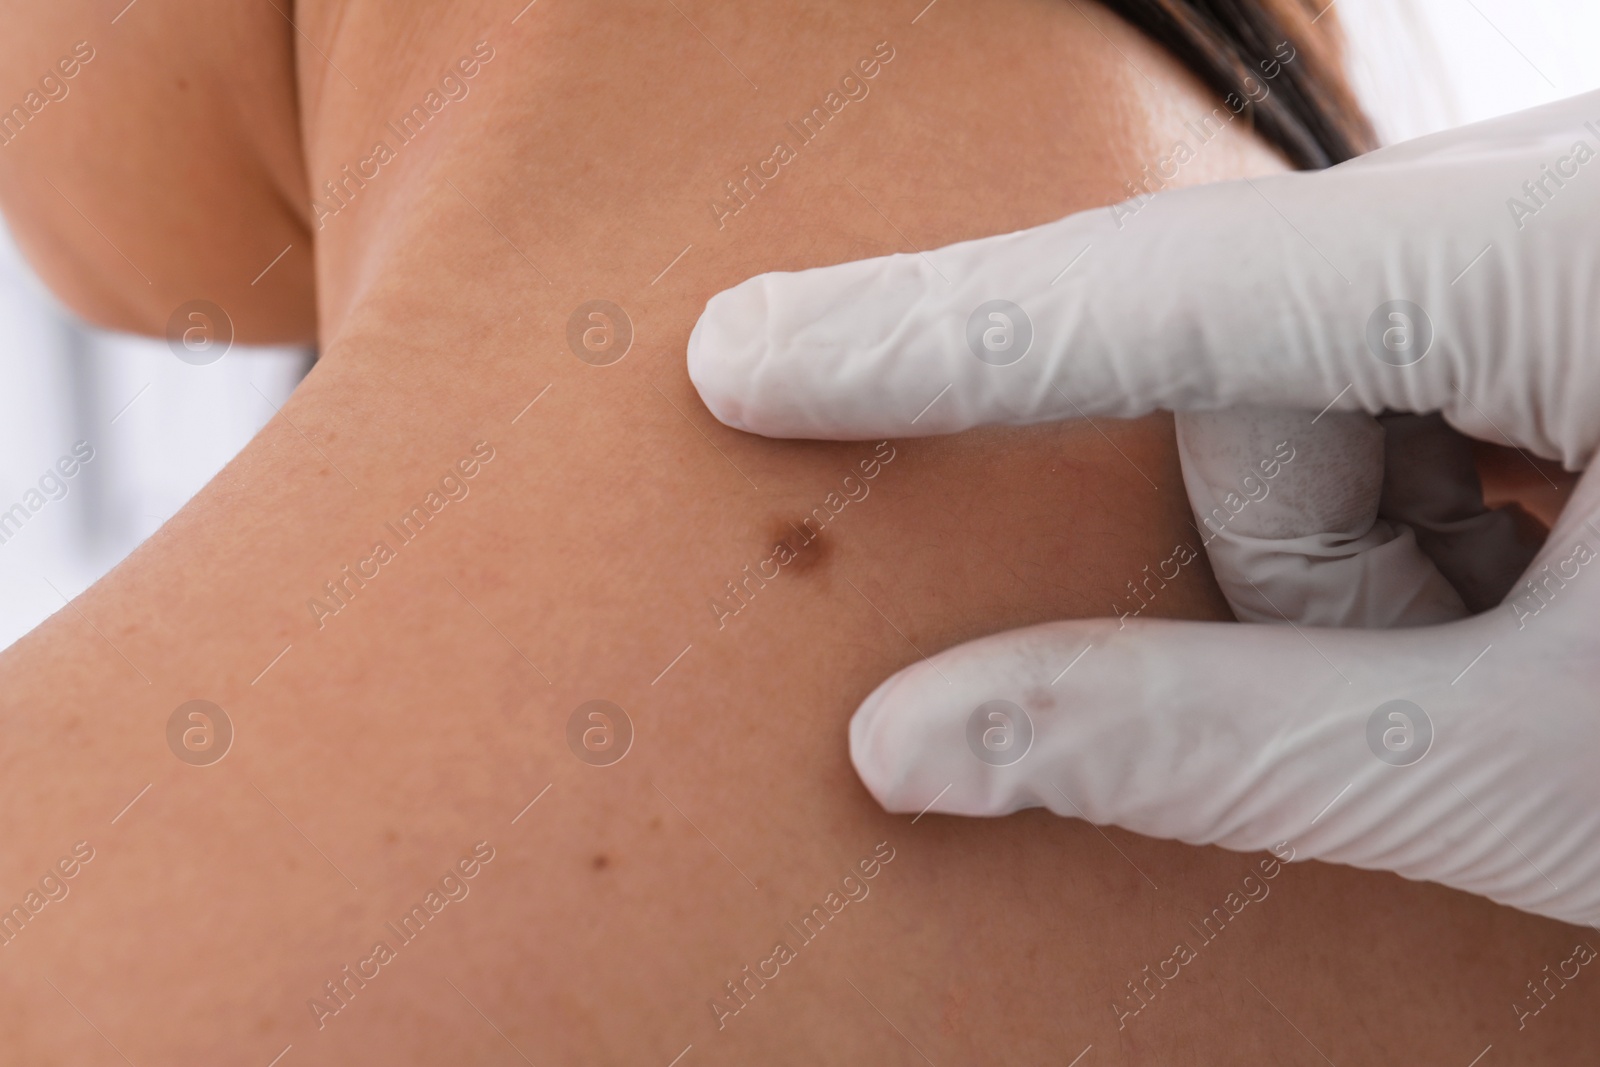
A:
687 90 1600 926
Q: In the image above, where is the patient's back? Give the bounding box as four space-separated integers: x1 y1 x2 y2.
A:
0 1 1594 1063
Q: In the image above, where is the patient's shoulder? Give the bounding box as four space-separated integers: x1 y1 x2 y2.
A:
0 0 314 342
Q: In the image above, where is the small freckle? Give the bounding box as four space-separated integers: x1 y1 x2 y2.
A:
649 816 663 830
383 828 399 845
591 853 610 870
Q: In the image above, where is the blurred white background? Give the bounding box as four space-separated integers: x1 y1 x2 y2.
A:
1340 0 1600 142
0 231 309 651
1 0 1599 651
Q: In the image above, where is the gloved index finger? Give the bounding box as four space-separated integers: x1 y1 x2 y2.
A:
685 180 1382 441
687 89 1600 459
686 210 1158 440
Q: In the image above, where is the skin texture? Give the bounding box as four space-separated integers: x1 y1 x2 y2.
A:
0 0 1597 1063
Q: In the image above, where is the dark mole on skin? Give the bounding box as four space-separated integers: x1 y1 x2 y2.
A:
592 853 610 871
773 518 831 576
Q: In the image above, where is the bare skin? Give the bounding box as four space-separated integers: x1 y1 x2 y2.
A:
0 1 1595 1063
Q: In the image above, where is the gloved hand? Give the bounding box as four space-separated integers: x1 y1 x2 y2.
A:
686 89 1600 926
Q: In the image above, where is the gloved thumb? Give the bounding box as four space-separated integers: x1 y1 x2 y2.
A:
851 614 1413 841
850 603 1600 925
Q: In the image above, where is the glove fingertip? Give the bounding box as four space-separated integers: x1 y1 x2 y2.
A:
687 280 768 432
